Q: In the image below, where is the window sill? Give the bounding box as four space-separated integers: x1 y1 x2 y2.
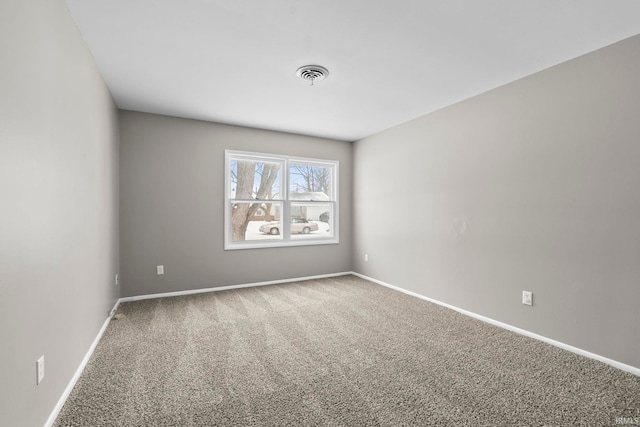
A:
224 238 339 251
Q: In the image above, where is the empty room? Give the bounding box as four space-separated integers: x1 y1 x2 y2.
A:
3 0 640 426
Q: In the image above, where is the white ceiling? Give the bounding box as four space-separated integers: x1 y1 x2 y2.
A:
65 0 640 142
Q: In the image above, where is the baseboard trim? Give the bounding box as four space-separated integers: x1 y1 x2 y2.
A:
351 272 640 377
118 272 353 303
44 299 121 427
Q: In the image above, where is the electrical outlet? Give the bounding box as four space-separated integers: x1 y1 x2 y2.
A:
36 356 45 385
522 290 533 306
157 265 164 275
115 273 119 286
364 254 369 262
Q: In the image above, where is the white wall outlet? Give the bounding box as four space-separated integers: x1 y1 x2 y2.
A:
157 265 164 275
522 290 533 306
115 273 119 286
36 355 45 385
364 254 369 262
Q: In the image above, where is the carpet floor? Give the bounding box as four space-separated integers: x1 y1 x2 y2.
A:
54 275 640 426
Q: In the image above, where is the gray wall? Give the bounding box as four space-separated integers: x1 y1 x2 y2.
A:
0 0 120 426
119 111 352 297
353 35 640 369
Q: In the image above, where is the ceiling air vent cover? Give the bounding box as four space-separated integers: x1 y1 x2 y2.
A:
296 65 329 85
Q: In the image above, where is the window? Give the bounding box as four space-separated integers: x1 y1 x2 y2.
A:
225 150 338 250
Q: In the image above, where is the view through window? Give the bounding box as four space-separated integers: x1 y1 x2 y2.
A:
225 150 338 249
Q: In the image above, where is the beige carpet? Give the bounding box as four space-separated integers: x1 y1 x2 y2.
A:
54 275 640 426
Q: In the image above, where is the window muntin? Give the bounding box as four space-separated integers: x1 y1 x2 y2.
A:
225 151 338 249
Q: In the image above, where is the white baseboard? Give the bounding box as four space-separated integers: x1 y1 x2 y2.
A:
351 272 640 377
118 272 352 302
44 299 121 427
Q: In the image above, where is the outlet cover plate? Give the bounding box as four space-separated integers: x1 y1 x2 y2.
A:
522 290 533 306
36 356 45 385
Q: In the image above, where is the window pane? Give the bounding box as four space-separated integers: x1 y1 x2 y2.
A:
230 159 282 200
290 203 333 239
230 202 282 242
289 163 333 201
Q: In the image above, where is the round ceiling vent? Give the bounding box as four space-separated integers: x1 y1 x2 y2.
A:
296 65 329 85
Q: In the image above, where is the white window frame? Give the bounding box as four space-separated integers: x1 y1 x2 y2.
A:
224 150 339 250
